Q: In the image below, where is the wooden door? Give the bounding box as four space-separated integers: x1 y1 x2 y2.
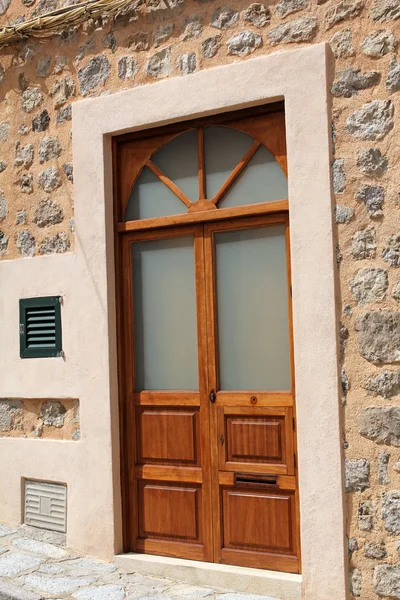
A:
205 215 300 573
121 225 213 562
115 104 300 574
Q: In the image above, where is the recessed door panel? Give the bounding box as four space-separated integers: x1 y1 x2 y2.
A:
136 407 200 465
138 481 202 543
217 406 294 475
222 488 295 553
219 483 299 573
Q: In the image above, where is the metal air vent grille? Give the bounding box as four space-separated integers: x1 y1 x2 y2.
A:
24 480 67 533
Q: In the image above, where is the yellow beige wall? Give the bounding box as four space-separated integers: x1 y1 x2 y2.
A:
0 1 400 598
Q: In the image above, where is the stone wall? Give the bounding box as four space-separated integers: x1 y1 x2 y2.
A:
0 0 400 597
0 398 79 440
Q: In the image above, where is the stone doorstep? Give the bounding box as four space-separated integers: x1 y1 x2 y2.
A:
115 554 302 600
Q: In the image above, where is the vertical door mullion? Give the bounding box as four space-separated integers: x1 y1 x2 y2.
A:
194 224 213 561
203 223 221 563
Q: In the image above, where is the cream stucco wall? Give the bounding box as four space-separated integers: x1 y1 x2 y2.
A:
0 42 347 599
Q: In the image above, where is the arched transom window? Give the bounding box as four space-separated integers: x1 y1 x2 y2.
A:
123 125 288 222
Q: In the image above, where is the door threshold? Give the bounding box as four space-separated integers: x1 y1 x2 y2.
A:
115 553 302 600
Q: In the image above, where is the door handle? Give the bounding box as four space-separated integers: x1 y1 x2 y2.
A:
209 390 216 403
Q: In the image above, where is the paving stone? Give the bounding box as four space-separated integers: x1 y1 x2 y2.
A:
0 524 16 537
18 524 66 546
0 553 44 577
13 537 69 558
72 585 125 600
61 558 117 574
0 580 42 600
19 575 97 595
38 563 65 574
216 596 278 599
167 584 215 596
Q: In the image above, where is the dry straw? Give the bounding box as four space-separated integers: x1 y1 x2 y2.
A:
0 0 153 47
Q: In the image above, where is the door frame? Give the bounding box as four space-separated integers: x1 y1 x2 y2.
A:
71 43 347 599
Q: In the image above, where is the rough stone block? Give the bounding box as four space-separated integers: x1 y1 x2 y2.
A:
345 458 370 492
349 268 388 305
356 312 400 363
360 407 400 446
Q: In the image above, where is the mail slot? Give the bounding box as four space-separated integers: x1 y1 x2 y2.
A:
234 473 279 488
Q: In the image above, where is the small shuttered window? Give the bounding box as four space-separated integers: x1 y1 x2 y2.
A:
19 297 62 359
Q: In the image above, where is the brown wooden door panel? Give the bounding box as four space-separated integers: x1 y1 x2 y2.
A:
138 481 202 543
219 485 299 573
136 406 200 466
217 406 294 475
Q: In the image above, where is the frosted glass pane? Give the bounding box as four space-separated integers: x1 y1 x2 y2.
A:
152 129 199 201
132 236 198 390
204 127 254 199
215 225 291 391
125 167 184 221
219 145 288 208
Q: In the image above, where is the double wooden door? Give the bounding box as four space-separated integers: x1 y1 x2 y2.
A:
120 213 300 574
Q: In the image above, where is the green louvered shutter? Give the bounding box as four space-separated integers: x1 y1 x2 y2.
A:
19 297 62 358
